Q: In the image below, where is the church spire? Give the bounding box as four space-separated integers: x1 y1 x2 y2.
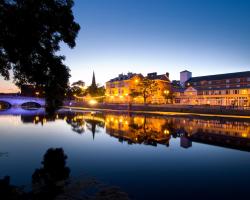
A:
91 71 97 87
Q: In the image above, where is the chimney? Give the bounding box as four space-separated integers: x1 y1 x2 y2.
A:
165 72 169 78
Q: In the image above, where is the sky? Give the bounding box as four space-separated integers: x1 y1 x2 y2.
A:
1 0 250 92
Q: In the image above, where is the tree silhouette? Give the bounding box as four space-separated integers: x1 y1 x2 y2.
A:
32 148 70 199
130 77 158 104
0 0 80 110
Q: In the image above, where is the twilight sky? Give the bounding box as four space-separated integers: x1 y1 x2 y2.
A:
1 0 250 92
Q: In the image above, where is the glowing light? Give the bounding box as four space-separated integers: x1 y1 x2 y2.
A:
164 90 169 94
119 118 123 123
242 90 247 94
242 133 248 138
164 130 170 134
42 118 47 124
89 99 98 105
135 79 139 83
35 92 39 96
119 95 123 98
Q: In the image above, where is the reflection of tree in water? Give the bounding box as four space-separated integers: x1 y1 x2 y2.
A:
128 115 171 146
66 114 105 138
0 148 130 200
67 117 86 134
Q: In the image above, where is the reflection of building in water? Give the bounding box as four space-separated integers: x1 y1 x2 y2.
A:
105 113 250 151
180 136 192 148
171 117 250 151
105 114 171 147
18 111 250 151
21 111 105 137
171 118 250 139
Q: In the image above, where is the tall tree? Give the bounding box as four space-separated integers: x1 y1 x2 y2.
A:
130 77 158 104
0 0 80 110
72 80 85 88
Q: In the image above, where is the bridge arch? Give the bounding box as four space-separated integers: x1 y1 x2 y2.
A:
0 96 45 108
21 102 42 110
0 101 12 110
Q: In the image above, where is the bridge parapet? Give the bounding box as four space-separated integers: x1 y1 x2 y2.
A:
0 95 45 107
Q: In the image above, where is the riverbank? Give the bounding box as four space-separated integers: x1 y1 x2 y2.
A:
63 102 250 118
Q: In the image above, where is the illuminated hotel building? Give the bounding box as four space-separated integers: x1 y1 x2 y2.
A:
105 72 171 104
174 71 250 106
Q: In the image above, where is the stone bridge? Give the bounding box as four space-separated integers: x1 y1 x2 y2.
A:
0 95 45 108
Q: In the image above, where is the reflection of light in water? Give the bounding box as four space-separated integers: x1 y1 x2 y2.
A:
43 118 47 124
0 115 22 126
242 133 247 138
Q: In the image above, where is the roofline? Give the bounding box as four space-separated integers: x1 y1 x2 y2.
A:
188 71 250 81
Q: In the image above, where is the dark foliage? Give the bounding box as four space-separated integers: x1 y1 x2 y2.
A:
0 148 70 200
32 148 70 199
0 0 80 110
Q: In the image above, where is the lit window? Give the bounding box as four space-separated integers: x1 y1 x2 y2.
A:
234 90 239 94
242 90 247 94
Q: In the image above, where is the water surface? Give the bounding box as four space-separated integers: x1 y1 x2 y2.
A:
1 109 250 199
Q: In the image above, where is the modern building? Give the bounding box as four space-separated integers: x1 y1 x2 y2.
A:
173 71 250 107
105 72 171 104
